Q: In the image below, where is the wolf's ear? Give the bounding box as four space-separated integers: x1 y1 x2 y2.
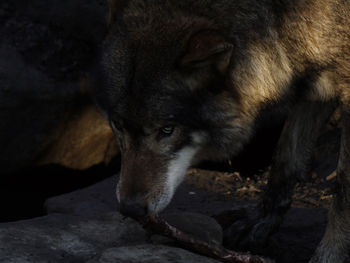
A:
107 0 127 28
180 30 233 72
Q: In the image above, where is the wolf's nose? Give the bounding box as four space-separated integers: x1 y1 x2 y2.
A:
119 198 147 219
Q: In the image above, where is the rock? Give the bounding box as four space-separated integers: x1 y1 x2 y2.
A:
88 245 221 263
149 234 175 246
45 176 118 218
161 212 223 245
0 212 147 263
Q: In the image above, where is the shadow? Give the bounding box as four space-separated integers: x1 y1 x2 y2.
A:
0 155 121 222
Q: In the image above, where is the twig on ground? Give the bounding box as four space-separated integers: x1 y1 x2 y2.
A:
144 215 274 263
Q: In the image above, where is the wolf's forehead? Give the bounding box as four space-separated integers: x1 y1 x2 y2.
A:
113 87 192 127
122 94 179 119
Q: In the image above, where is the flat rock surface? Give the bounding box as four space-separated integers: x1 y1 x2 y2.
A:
44 176 118 218
0 169 333 263
2 174 226 263
43 173 330 263
88 245 221 263
0 212 146 263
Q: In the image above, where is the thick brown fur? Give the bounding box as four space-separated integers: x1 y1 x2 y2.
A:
95 0 350 262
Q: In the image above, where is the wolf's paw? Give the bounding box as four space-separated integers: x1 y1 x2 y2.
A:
223 207 280 253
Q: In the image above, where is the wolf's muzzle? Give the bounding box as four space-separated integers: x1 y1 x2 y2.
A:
119 197 148 219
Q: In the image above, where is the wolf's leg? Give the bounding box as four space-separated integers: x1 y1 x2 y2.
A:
309 107 350 263
224 100 336 251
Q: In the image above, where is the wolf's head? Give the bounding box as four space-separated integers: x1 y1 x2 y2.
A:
94 0 252 219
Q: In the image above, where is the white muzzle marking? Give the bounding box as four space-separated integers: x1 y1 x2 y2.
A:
148 143 201 214
116 132 205 215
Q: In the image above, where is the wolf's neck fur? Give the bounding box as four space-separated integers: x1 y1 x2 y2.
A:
122 0 347 119
221 0 346 120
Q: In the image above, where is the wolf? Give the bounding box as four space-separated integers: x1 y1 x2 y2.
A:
93 0 350 262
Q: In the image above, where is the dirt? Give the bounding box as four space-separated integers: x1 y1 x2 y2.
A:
185 167 335 210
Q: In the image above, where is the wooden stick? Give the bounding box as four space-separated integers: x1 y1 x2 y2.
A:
144 215 274 263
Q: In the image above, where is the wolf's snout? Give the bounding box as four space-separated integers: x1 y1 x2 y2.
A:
119 197 148 219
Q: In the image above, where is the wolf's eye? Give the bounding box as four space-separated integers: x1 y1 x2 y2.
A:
160 126 175 136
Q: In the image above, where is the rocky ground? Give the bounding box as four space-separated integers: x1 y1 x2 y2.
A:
0 174 223 263
0 161 341 263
